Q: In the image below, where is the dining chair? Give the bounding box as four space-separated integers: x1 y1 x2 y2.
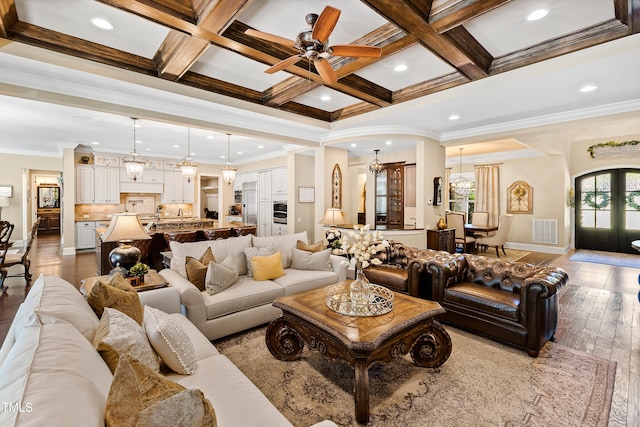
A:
446 211 476 253
3 218 40 291
0 220 15 292
476 214 514 257
471 211 490 237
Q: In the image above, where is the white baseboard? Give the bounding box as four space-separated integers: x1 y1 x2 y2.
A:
504 242 570 254
62 247 76 256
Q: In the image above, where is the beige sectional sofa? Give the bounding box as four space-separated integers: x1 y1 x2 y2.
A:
162 231 347 340
0 274 337 427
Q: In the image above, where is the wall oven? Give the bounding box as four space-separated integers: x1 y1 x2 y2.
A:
273 200 287 224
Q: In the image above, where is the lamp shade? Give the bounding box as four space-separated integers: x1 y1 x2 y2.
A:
319 208 346 226
0 196 9 207
101 213 151 243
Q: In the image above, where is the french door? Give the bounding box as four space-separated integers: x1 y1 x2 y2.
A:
575 169 640 254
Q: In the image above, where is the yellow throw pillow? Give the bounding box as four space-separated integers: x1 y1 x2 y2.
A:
105 354 217 427
296 240 324 253
185 247 216 291
87 273 143 324
251 252 285 281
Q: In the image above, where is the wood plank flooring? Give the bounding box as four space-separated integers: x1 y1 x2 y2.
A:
1 235 638 425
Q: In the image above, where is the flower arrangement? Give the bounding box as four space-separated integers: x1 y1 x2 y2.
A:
128 262 149 278
340 224 388 269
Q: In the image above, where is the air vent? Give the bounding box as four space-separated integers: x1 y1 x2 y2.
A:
533 219 558 244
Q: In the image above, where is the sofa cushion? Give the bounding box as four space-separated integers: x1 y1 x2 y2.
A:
93 307 160 373
202 276 284 320
296 240 323 253
205 257 239 296
252 231 308 268
243 245 274 276
364 266 408 292
87 273 144 324
105 354 216 427
170 235 252 277
273 269 338 296
252 252 286 281
144 306 197 375
291 248 332 271
444 282 520 321
185 247 217 291
0 318 113 427
13 274 99 342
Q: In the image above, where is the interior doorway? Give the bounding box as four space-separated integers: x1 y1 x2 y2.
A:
575 168 640 254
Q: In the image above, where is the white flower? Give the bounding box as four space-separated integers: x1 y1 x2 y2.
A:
341 224 384 271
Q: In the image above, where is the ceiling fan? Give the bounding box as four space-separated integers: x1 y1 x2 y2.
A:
245 6 382 85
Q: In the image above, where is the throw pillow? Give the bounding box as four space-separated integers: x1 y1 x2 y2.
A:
251 252 285 281
291 248 332 271
185 248 217 291
143 306 197 375
93 307 159 373
205 257 239 296
296 240 324 253
105 354 216 427
243 245 274 276
87 273 144 324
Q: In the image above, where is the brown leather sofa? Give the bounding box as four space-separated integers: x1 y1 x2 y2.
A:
426 254 568 357
363 241 451 298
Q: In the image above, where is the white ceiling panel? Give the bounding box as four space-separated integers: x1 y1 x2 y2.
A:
293 86 362 111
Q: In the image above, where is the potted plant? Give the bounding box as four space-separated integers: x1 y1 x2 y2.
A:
128 262 150 284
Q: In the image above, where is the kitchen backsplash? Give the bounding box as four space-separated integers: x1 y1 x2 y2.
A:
75 193 193 220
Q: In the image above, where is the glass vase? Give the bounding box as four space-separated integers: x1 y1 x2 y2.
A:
350 269 371 306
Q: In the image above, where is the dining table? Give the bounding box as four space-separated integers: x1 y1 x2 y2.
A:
464 224 498 235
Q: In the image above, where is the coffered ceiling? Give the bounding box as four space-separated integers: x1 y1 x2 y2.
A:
0 0 639 165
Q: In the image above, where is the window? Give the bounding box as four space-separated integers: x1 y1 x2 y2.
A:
580 173 611 229
449 176 475 223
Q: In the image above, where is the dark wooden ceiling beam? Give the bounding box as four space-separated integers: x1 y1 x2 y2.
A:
153 30 210 80
99 0 196 23
360 0 490 80
0 0 17 38
331 102 381 121
393 72 469 103
194 0 252 34
429 0 513 33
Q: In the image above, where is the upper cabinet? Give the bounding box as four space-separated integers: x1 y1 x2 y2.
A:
76 166 120 204
272 168 287 197
161 171 194 204
258 170 272 202
375 162 405 230
76 166 95 204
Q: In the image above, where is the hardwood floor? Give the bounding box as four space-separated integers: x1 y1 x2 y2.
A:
1 235 638 424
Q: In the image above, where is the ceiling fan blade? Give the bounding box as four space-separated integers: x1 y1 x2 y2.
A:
312 6 341 42
265 55 303 74
330 45 382 58
314 58 338 85
245 29 296 47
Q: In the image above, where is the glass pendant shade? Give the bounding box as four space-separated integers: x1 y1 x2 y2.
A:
123 118 146 182
180 128 198 183
451 147 472 197
369 149 383 175
222 133 237 183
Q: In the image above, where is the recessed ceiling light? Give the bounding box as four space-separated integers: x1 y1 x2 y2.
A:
172 144 180 148
385 140 392 145
145 148 152 151
258 145 264 149
449 114 460 120
526 9 549 21
206 135 214 140
220 155 226 159
320 95 331 101
90 17 114 30
579 85 598 93
91 141 100 145
190 152 196 156
394 64 408 72
350 143 357 148
135 140 142 144
237 151 243 155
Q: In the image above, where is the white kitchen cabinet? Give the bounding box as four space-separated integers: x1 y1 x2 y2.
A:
76 166 95 204
75 221 96 250
233 173 244 191
258 170 272 202
161 171 194 203
272 168 287 196
142 169 163 183
94 167 120 204
182 175 195 203
258 200 272 237
272 224 287 236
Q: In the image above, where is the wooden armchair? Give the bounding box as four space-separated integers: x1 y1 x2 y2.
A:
0 220 15 292
3 218 40 290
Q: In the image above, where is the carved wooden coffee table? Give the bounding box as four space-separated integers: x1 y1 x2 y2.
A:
266 282 452 424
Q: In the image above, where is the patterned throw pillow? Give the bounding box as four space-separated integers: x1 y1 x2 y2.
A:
105 354 216 427
143 306 197 375
185 247 217 291
296 240 324 253
291 248 332 271
251 252 285 281
87 273 144 324
204 256 239 296
243 245 274 276
93 307 159 373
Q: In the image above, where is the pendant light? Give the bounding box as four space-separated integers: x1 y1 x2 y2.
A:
451 147 472 197
221 133 237 184
369 149 383 175
123 118 146 182
180 127 198 183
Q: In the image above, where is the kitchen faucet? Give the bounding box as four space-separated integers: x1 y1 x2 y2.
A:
178 208 183 220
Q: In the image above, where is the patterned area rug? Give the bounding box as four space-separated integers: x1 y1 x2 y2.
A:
570 250 640 268
473 248 531 262
215 325 615 427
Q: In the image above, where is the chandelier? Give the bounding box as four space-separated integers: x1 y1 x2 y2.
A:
221 133 237 184
451 147 472 197
369 149 383 175
123 118 146 182
180 127 198 183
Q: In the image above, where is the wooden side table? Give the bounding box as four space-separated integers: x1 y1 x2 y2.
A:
427 228 455 253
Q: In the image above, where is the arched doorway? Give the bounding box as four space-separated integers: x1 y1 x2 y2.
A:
575 168 640 254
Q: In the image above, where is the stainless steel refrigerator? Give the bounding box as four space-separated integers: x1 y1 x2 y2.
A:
242 181 257 225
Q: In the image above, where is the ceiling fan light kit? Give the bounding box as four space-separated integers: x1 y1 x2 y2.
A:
246 6 381 85
123 118 146 182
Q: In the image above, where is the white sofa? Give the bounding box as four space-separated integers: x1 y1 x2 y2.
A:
0 274 337 427
162 231 347 340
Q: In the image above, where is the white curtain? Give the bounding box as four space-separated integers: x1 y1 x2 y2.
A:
444 168 451 210
474 164 500 226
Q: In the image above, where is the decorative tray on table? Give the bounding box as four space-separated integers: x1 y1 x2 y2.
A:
325 283 394 317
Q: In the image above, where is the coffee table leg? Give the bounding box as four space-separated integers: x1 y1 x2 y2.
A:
265 317 304 361
354 359 370 424
410 320 452 368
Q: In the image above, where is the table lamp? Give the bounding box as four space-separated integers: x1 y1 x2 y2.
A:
0 197 9 220
320 208 346 243
101 213 151 273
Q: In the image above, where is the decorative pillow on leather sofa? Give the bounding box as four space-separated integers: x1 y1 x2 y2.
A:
291 248 332 271
144 306 197 375
185 248 217 291
105 354 216 427
205 256 239 296
296 240 324 253
251 252 285 281
87 273 144 324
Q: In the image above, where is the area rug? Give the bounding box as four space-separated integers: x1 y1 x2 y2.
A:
476 248 531 262
215 326 615 427
570 249 640 268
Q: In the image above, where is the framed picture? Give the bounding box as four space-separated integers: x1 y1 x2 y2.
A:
299 186 315 203
0 186 13 197
507 181 533 214
38 186 60 209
